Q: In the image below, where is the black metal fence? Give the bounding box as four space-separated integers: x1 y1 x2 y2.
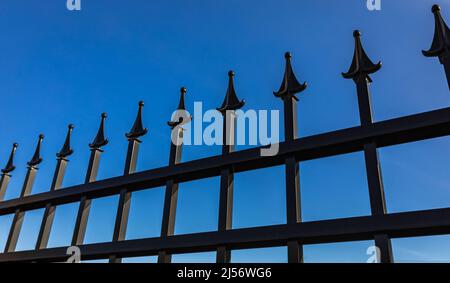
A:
0 5 449 263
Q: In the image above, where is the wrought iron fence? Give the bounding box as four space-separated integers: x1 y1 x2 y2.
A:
0 4 449 263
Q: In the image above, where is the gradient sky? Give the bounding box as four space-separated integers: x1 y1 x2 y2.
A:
0 0 450 263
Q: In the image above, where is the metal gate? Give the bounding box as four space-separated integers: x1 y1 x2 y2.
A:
0 4 449 263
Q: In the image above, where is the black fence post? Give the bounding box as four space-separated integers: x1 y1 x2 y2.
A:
71 113 108 247
158 87 190 263
423 5 450 90
109 102 148 263
4 135 43 252
215 71 245 263
342 30 393 263
35 125 74 250
0 143 18 201
274 52 307 263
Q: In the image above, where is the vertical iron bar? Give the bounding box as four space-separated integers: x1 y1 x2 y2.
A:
442 56 450 90
71 149 102 246
0 143 18 201
216 111 236 263
283 97 303 263
109 139 140 263
3 211 24 253
355 77 374 126
422 5 450 90
4 167 38 252
158 127 183 263
0 174 11 201
374 234 393 263
364 143 387 214
283 97 298 142
35 158 68 249
356 76 393 263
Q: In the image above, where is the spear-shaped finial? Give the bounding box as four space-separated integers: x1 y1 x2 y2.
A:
168 87 191 129
1 143 18 174
216 71 245 113
177 87 187 111
342 30 382 82
89 113 108 149
126 101 148 139
57 124 74 159
423 5 450 61
274 52 307 101
27 134 44 168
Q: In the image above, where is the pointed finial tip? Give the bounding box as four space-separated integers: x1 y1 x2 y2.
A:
180 87 187 94
1 142 18 174
284 52 292 59
28 134 44 167
90 113 108 148
57 124 74 158
126 100 148 139
423 4 449 58
353 30 361 37
432 4 441 13
228 70 235 77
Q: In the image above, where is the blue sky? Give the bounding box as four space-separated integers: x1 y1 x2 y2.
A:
0 0 450 263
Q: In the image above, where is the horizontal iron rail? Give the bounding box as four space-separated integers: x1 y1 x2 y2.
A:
1 206 450 262
0 107 449 217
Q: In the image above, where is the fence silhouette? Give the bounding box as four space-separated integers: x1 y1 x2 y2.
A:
0 4 449 263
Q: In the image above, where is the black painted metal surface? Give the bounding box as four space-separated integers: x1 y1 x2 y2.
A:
0 4 449 263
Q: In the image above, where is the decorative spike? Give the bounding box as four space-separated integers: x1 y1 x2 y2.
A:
273 52 307 100
177 87 187 110
27 134 44 168
126 101 148 139
216 71 245 113
168 87 191 129
422 5 450 62
1 143 18 174
342 30 382 82
57 124 75 159
89 113 109 149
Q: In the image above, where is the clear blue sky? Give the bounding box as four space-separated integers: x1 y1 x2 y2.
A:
0 0 450 263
